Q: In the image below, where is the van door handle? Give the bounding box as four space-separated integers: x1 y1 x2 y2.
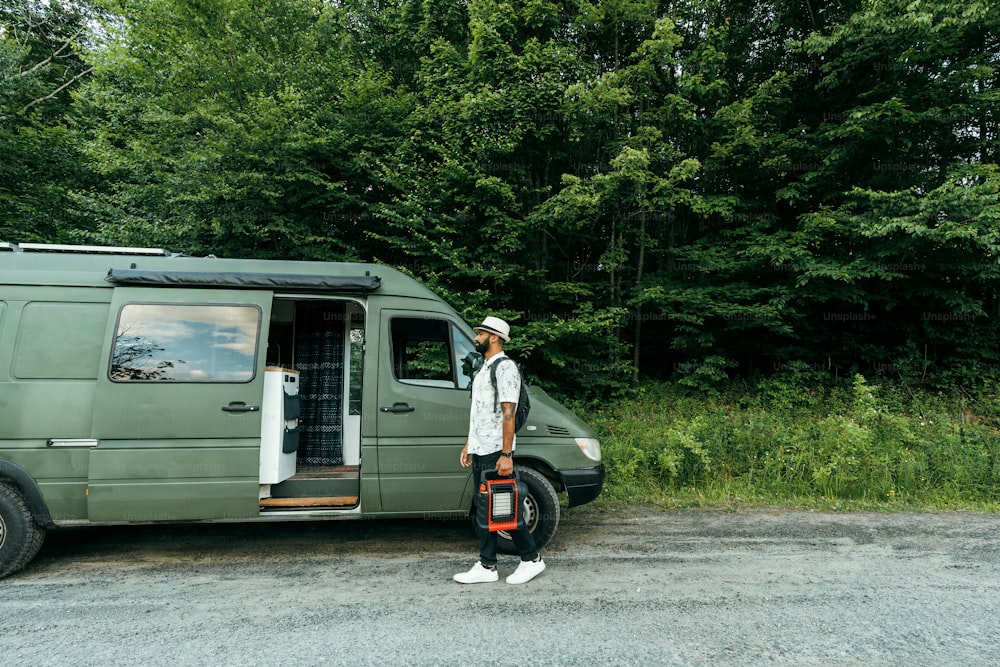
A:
222 403 261 413
380 403 415 413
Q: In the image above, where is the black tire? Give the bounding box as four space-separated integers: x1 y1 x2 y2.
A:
0 483 46 580
497 466 560 554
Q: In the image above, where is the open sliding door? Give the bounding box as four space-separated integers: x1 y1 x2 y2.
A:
89 286 272 522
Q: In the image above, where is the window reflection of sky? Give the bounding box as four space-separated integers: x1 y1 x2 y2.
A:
114 305 259 382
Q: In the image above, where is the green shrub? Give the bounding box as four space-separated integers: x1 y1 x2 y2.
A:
590 376 1000 510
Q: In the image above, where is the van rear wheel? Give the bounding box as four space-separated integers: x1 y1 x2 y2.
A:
0 483 45 579
497 466 560 554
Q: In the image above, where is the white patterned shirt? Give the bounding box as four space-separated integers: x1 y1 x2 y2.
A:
466 352 521 455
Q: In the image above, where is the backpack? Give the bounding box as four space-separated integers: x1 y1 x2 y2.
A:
490 356 530 433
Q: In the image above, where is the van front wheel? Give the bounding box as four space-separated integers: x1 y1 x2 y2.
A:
0 483 46 579
497 466 560 554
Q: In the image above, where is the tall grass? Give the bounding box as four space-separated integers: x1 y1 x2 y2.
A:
585 374 1000 511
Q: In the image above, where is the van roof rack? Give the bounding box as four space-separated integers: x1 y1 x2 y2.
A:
1 242 169 256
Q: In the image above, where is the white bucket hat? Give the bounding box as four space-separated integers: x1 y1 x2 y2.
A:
474 316 511 342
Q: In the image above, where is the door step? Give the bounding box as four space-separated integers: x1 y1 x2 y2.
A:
292 465 359 479
259 496 359 509
269 472 359 500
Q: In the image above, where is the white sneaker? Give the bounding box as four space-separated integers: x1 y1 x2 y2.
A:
453 561 499 584
506 558 545 585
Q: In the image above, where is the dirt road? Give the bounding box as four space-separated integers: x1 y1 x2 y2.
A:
2 506 999 666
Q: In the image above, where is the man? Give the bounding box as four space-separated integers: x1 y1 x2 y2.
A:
453 316 545 585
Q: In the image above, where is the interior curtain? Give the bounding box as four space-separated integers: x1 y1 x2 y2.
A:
294 301 345 467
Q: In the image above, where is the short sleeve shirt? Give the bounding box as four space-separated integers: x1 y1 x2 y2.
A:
467 352 521 455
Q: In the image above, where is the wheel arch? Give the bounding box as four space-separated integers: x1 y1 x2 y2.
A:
514 457 564 492
0 459 54 528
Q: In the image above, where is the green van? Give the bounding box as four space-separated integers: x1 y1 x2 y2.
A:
0 242 603 578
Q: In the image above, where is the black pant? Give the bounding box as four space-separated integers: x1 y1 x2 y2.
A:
472 452 539 567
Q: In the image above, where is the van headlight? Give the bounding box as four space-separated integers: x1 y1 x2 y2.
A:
575 437 602 462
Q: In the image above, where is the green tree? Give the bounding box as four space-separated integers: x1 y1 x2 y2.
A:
627 0 1000 388
369 0 638 396
21 0 997 396
76 0 406 259
0 0 99 242
754 0 1000 386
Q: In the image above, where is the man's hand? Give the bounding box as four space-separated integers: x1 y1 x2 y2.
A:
495 454 514 476
460 442 471 468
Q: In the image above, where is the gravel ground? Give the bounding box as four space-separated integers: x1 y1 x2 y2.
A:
1 506 999 666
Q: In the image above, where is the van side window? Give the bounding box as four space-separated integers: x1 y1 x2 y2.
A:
390 318 462 388
110 304 260 382
14 302 109 380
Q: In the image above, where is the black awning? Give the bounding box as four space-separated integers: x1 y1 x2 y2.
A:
105 268 381 292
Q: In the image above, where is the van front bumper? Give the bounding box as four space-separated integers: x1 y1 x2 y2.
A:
560 464 605 508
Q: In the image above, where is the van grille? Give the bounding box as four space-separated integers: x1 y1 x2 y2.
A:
546 425 571 436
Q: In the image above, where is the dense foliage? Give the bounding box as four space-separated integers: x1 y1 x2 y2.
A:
590 375 1000 507
1 0 100 242
2 0 998 398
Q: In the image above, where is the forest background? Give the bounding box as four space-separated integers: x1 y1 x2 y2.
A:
3 0 999 508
